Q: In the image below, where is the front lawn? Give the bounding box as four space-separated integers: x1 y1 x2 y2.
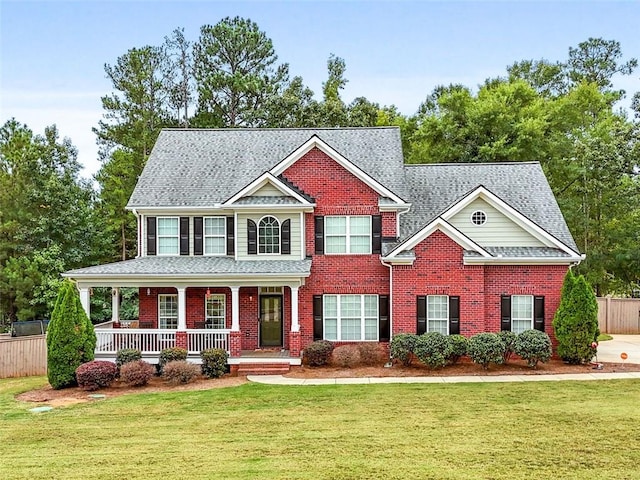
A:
1 377 639 479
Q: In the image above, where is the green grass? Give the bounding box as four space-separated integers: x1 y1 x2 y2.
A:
598 333 614 341
2 377 640 479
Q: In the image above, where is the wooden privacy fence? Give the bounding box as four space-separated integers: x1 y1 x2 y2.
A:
0 334 47 378
597 297 640 334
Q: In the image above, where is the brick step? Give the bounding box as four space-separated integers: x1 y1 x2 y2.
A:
236 363 291 376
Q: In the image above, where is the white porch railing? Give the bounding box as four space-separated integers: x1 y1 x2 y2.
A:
94 329 231 355
95 329 176 354
187 329 230 354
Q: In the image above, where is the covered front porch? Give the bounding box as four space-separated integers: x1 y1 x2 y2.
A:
63 256 312 367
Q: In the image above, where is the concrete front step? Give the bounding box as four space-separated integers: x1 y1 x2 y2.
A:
235 362 291 376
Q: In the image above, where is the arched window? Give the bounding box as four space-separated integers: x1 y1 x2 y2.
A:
258 216 280 254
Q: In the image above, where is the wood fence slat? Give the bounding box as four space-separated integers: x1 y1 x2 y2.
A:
597 298 640 334
0 335 47 378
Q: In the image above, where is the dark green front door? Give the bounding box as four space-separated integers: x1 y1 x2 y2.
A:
260 295 282 347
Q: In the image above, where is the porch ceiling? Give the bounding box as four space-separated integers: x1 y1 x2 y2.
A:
63 256 311 287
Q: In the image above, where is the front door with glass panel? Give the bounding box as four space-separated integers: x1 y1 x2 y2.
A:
260 295 282 347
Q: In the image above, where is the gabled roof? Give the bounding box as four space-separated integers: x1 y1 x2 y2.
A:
224 172 314 207
128 127 408 208
401 162 579 252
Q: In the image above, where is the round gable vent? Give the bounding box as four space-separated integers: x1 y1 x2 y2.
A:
471 210 487 226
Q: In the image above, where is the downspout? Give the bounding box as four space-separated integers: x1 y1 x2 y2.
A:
380 256 393 367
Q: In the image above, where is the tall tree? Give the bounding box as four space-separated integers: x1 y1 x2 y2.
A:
165 28 194 127
193 16 289 127
318 54 349 126
0 120 98 321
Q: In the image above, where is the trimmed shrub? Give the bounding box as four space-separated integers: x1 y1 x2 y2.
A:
413 332 451 369
390 333 418 366
497 330 518 364
116 348 142 368
553 270 599 364
357 342 385 365
514 329 552 368
75 361 118 391
467 333 504 370
120 360 155 387
201 348 228 378
331 344 361 368
304 340 334 367
159 347 188 372
447 334 468 365
47 280 97 389
162 360 201 384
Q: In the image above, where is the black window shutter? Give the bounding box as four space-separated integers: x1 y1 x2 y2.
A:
313 295 323 340
281 219 291 255
247 219 257 255
534 296 545 331
314 216 324 255
226 216 235 255
193 217 203 255
179 217 189 255
449 296 460 335
417 296 427 335
372 215 382 254
146 217 156 256
501 295 512 331
379 295 390 341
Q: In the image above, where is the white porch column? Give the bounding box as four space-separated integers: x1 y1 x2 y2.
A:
79 287 90 319
177 287 187 330
111 287 120 323
231 286 240 331
290 286 299 332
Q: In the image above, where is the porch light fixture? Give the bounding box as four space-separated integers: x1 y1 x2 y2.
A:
146 288 151 296
206 288 211 299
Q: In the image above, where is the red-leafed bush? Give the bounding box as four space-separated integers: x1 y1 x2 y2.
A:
75 361 118 391
162 360 200 384
331 344 361 368
119 360 155 387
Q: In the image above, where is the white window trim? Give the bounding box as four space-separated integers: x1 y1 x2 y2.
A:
427 295 449 335
204 216 226 256
258 215 281 256
324 215 372 255
511 295 534 334
158 294 178 329
205 294 226 329
157 216 180 256
323 294 378 342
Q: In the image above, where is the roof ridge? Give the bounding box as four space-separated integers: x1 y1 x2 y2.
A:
160 126 400 132
404 161 541 167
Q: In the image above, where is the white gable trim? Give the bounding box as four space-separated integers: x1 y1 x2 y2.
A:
441 186 580 257
384 218 491 261
224 172 313 206
269 135 406 205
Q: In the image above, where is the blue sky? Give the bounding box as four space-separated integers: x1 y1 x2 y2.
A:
1 0 638 179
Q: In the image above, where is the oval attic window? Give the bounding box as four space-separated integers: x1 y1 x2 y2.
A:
471 210 487 226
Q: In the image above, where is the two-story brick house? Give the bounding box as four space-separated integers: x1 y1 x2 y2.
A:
64 127 583 370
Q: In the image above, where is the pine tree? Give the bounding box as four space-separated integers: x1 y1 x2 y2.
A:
553 270 599 364
46 280 96 389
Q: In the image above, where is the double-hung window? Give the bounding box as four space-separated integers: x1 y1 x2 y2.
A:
204 217 226 255
511 295 533 334
205 294 226 329
157 217 179 255
323 294 378 341
325 216 371 254
158 294 178 329
427 295 449 335
258 216 280 254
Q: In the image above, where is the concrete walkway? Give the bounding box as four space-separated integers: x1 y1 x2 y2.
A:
248 371 640 385
595 334 640 364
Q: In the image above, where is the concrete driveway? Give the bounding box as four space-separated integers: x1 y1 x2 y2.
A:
595 335 640 364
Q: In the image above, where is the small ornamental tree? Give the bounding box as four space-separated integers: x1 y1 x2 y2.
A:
47 280 97 389
553 270 599 364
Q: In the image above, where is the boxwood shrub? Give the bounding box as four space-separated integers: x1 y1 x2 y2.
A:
447 334 468 365
467 333 504 370
304 340 334 367
116 348 142 368
514 329 552 368
159 347 188 372
497 330 517 364
75 361 118 391
201 348 229 378
413 332 451 369
390 333 418 366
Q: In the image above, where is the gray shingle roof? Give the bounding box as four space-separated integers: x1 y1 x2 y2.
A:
128 127 407 208
402 162 578 252
464 247 573 258
233 196 302 205
64 257 312 277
